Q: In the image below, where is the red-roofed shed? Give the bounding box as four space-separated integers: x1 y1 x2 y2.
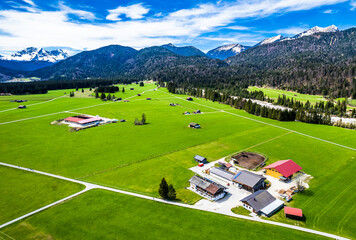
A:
263 160 302 179
284 206 303 218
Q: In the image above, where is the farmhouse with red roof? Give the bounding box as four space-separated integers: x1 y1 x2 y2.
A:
263 159 302 180
64 115 104 127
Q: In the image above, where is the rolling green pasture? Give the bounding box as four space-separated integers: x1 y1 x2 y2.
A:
248 86 326 103
2 190 327 240
0 83 355 238
0 166 83 225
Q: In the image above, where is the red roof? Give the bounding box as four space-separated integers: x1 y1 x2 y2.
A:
284 207 303 217
64 116 103 124
263 160 302 178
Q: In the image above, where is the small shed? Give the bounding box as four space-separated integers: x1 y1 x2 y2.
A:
189 122 200 129
187 97 193 101
284 207 303 219
137 93 141 96
18 105 26 109
146 98 151 100
194 155 207 163
130 88 134 90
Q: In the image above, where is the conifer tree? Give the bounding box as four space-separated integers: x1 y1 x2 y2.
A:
159 178 169 199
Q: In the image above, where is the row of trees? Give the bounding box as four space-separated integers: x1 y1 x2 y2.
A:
165 84 355 129
276 95 348 116
0 78 131 95
158 178 176 200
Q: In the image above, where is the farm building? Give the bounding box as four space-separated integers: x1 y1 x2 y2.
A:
189 122 201 129
240 190 284 217
189 175 226 201
232 170 266 193
18 105 26 109
130 88 134 90
146 98 151 100
263 160 302 180
187 97 193 101
210 167 236 182
284 207 303 219
64 115 103 127
194 155 207 163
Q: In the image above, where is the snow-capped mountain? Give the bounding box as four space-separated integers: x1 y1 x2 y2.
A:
2 47 69 63
207 44 250 60
292 25 339 39
255 35 285 46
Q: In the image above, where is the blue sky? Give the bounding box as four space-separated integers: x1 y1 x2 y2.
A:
0 0 355 55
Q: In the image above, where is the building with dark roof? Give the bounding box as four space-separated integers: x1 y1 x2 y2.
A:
263 159 302 180
232 170 266 193
188 122 201 129
210 167 235 182
194 155 207 163
240 190 284 217
189 175 226 201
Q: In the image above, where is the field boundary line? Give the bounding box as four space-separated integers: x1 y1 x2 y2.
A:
0 162 349 240
0 88 156 125
0 187 91 229
0 230 16 240
158 90 356 152
0 94 68 113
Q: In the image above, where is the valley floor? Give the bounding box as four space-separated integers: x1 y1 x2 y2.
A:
0 83 355 239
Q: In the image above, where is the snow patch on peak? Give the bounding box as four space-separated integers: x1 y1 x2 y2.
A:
1 47 69 62
294 25 339 38
256 35 284 46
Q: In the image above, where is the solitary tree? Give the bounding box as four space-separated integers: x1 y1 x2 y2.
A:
158 178 169 199
167 184 176 200
140 82 144 87
134 118 140 125
82 88 84 93
95 91 99 98
141 113 146 124
100 92 106 100
76 87 79 91
122 87 125 93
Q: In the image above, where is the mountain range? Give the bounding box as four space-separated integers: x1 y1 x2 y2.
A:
0 47 69 71
0 25 354 98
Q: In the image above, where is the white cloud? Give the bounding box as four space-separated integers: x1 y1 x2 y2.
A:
323 9 333 13
22 0 36 6
351 0 356 10
59 2 96 20
0 0 348 55
226 26 251 31
106 3 149 21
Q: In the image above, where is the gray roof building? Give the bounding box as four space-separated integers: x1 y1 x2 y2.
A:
240 190 284 217
210 167 236 181
194 155 207 163
189 175 225 200
232 170 266 192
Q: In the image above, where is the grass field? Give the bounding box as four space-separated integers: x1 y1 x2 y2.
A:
0 166 83 225
248 86 327 103
0 83 355 239
2 189 327 240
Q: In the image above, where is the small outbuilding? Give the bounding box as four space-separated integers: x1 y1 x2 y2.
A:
146 98 151 100
130 88 134 90
284 207 303 219
232 170 266 193
187 97 193 101
194 155 207 163
189 122 200 129
18 105 26 109
263 159 302 180
240 190 284 217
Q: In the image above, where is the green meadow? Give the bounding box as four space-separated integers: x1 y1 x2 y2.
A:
2 190 327 240
0 166 83 225
248 86 326 103
0 83 355 239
